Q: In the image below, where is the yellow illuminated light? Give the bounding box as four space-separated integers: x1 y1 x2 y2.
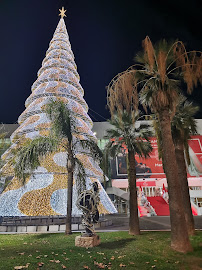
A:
59 7 67 18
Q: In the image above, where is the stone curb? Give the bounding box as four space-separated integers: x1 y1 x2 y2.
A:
0 219 112 233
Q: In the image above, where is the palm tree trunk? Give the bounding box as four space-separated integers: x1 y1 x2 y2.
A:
128 150 140 235
65 150 74 235
158 108 192 252
174 140 195 235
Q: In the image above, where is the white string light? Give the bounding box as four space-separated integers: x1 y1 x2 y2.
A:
0 16 117 216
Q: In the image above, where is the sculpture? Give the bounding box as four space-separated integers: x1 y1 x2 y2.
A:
76 182 100 236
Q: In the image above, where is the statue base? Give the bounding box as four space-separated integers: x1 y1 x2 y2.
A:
75 234 100 248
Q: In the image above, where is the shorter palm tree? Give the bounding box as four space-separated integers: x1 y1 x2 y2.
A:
100 148 111 189
105 110 153 235
153 95 199 235
12 99 102 235
171 96 198 235
0 126 11 165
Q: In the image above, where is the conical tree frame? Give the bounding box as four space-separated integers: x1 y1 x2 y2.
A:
0 18 117 216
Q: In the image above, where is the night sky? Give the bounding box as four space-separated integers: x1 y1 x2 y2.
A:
0 0 201 123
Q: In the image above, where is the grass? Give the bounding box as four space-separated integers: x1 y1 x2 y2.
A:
0 231 202 270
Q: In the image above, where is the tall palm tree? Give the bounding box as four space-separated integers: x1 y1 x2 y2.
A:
105 110 153 235
12 100 102 235
135 37 201 252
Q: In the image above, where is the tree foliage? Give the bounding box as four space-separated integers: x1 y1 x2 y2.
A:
105 110 153 235
107 36 201 252
105 110 153 157
11 99 102 192
153 95 199 161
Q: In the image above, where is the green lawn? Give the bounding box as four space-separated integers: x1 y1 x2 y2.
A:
0 231 202 270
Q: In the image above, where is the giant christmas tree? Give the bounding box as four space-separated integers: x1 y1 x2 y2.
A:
0 8 116 216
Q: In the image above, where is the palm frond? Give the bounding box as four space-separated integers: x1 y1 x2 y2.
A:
172 97 199 142
152 117 163 159
153 95 199 162
107 70 139 116
105 110 153 158
74 157 86 194
100 147 111 183
136 37 202 113
134 140 153 158
13 136 59 183
79 139 103 163
104 140 124 158
44 99 76 143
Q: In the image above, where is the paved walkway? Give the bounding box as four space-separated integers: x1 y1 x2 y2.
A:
0 215 201 234
97 215 202 232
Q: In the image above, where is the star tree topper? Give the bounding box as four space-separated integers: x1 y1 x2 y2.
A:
59 7 67 18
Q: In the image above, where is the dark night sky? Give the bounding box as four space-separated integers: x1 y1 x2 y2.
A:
0 0 201 123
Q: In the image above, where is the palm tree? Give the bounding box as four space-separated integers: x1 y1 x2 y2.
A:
153 96 199 235
171 96 199 235
105 110 153 235
0 126 11 192
134 37 201 252
100 148 111 189
12 100 102 235
107 37 201 252
0 125 11 163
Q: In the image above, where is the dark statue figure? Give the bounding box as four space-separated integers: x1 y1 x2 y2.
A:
76 182 100 236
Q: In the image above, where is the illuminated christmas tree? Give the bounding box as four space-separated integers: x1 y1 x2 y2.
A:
0 8 116 216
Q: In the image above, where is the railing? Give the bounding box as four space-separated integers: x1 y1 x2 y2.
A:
0 215 82 226
189 190 202 198
191 201 202 215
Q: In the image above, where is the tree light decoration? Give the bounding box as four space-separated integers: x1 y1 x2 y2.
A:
0 14 117 216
